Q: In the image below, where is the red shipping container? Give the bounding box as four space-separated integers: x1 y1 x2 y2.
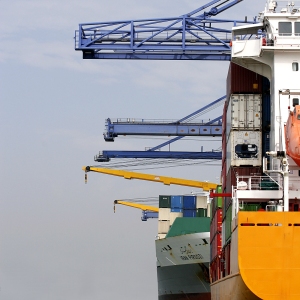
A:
226 62 263 99
210 209 222 240
210 232 222 260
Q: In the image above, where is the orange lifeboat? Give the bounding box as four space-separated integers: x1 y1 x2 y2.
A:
285 105 300 166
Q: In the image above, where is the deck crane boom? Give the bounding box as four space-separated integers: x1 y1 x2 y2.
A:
83 166 218 191
114 200 159 212
75 0 255 60
114 200 159 221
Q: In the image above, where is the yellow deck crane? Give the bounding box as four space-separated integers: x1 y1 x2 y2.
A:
114 200 159 213
114 200 159 221
83 166 218 191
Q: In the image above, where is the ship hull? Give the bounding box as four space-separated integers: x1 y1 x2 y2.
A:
157 263 211 300
211 273 260 300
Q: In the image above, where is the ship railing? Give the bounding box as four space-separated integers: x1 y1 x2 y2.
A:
108 118 220 125
236 175 282 191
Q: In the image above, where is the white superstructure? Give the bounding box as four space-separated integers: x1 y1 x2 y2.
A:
230 0 300 210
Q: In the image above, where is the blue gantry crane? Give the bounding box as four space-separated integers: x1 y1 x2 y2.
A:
75 1 256 162
96 96 224 161
75 0 255 60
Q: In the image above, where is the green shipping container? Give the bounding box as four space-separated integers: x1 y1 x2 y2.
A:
159 195 171 208
240 203 261 211
225 205 232 243
197 208 207 217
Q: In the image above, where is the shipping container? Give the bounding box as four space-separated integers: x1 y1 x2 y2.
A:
207 203 211 218
170 212 183 225
226 130 262 174
183 209 197 217
158 208 170 221
215 185 223 208
226 62 263 98
210 232 222 261
196 208 208 217
210 256 221 282
171 207 183 213
240 203 261 211
157 233 166 239
158 220 170 234
226 94 262 133
183 195 196 209
196 195 207 208
210 209 222 240
171 195 183 209
223 242 231 276
159 195 171 208
225 205 232 243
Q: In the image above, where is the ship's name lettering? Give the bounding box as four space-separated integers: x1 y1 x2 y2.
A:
180 256 189 260
188 254 203 260
180 254 204 261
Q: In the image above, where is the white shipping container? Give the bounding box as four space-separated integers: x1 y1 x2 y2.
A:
157 233 166 239
226 131 262 174
170 212 183 225
158 208 170 221
196 196 207 209
207 203 211 218
226 94 261 135
158 220 170 234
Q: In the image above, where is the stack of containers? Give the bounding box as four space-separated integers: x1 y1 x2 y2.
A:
225 63 263 187
158 195 171 239
210 185 223 261
170 195 183 224
196 195 209 217
183 195 196 217
221 63 265 246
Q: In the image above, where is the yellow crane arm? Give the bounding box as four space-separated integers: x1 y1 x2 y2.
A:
114 200 159 212
83 166 217 191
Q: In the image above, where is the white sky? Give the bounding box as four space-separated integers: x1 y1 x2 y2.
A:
1 0 263 299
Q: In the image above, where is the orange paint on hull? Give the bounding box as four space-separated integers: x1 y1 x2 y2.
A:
238 212 300 300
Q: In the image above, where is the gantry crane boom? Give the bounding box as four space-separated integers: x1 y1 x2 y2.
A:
94 150 221 162
104 118 222 141
114 200 159 212
75 0 255 60
83 166 218 191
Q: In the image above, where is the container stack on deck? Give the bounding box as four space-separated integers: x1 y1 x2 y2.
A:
209 185 223 281
157 194 209 239
211 63 271 281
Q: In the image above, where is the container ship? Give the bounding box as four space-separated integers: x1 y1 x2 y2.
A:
78 0 300 298
210 1 300 299
156 194 212 299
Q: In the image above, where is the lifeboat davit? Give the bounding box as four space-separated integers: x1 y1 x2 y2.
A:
285 105 300 167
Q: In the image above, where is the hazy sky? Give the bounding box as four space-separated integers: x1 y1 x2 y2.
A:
1 1 263 299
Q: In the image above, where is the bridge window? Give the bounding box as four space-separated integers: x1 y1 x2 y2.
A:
295 22 300 35
292 62 299 71
279 22 292 36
